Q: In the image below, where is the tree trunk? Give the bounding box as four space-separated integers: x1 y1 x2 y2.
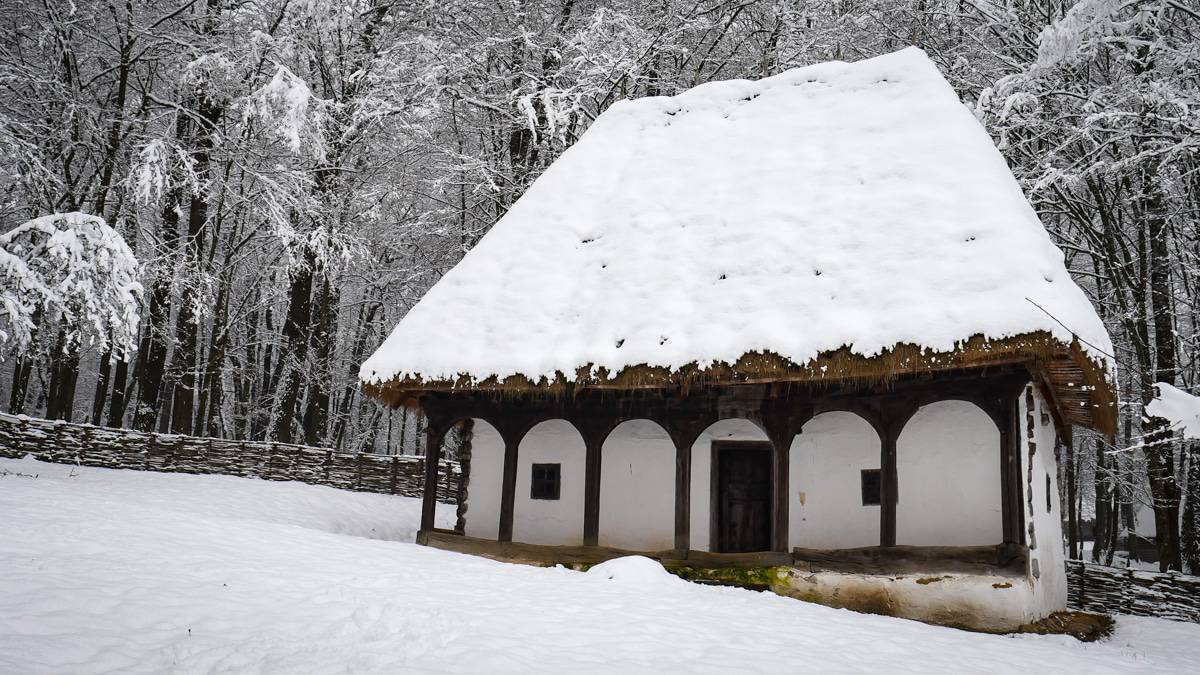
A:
132 199 177 431
91 347 112 424
1143 177 1183 570
1093 437 1109 563
1065 435 1079 559
273 253 315 443
302 273 335 446
196 270 230 437
106 356 131 427
45 330 80 421
1184 440 1200 573
8 354 33 414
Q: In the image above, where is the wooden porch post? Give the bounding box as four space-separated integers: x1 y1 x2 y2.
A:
673 435 691 554
762 403 808 554
771 440 790 552
420 424 444 535
583 435 602 547
497 433 520 542
880 426 898 547
999 395 1025 546
876 402 914 548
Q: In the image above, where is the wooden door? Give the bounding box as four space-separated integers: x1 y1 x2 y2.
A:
715 443 773 553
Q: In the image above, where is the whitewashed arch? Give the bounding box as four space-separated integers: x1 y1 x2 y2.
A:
460 418 504 540
598 419 675 551
689 418 770 552
513 419 586 546
789 411 881 550
896 400 1003 546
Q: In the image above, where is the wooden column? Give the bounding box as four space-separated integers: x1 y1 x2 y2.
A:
497 433 520 542
771 439 790 552
876 402 912 548
583 434 603 547
999 396 1025 546
673 434 691 554
420 425 444 535
880 426 898 547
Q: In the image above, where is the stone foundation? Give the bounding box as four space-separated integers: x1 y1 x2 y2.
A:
772 568 1036 632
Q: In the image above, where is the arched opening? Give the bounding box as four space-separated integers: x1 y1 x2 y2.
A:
598 419 674 551
513 419 586 546
689 418 770 553
790 411 881 549
896 400 1002 546
458 418 504 540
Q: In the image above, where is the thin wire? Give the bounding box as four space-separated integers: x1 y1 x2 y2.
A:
1025 297 1117 361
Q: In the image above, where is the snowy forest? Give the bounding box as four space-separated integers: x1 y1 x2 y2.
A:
0 1 1197 570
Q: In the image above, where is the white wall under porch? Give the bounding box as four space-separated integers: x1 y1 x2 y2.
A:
461 418 504 540
598 419 675 551
513 420 586 546
896 400 1003 546
789 411 881 550
463 400 1009 552
460 417 587 546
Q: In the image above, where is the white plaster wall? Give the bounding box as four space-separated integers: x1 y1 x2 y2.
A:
689 418 769 552
1024 385 1068 617
896 400 1003 546
790 411 881 550
513 419 586 546
462 418 504 540
598 419 675 551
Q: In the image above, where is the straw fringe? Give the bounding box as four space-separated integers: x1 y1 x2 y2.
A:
362 331 1115 434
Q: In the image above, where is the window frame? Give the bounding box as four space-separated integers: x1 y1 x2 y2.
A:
860 468 882 506
530 462 561 501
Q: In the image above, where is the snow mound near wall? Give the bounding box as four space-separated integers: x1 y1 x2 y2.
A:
586 556 682 586
361 47 1112 387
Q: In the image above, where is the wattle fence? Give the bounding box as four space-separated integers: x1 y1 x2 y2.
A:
1067 560 1200 622
0 412 460 502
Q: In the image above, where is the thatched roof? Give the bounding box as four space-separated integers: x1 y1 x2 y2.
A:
362 331 1113 433
360 48 1115 432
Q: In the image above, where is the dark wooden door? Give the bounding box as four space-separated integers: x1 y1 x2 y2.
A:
716 443 773 553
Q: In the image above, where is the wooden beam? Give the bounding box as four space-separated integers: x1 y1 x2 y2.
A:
583 435 602 547
420 426 443 534
497 434 520 542
793 543 1026 576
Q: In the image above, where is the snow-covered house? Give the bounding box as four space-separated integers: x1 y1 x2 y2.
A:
360 48 1115 631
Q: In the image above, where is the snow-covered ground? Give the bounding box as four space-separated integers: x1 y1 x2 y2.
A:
2 457 1197 674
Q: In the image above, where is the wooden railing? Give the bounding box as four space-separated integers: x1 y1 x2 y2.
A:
1067 559 1200 622
0 412 460 502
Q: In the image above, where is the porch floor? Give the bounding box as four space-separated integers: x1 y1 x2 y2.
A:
419 530 1027 577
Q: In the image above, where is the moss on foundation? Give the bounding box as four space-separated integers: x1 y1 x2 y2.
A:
666 565 787 592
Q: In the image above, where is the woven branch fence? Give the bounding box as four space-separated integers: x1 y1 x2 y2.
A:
1067 560 1200 622
0 412 460 502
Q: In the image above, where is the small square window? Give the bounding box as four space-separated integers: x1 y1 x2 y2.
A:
861 469 881 506
531 463 561 500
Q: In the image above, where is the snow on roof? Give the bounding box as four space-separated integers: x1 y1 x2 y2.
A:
1146 383 1200 440
360 47 1112 389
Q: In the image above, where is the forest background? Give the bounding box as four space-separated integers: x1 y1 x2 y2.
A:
0 0 1197 570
